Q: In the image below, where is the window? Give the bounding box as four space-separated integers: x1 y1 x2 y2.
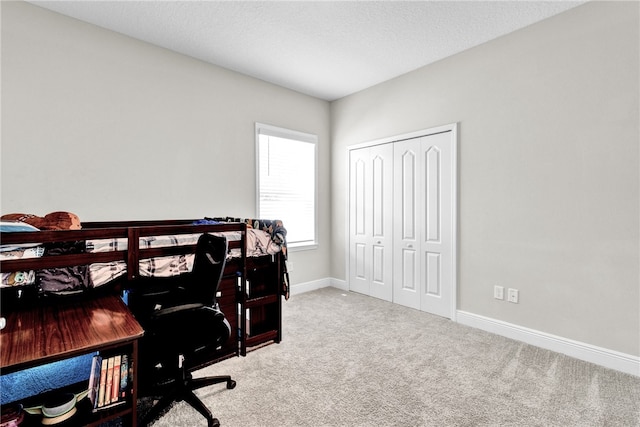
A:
256 123 317 249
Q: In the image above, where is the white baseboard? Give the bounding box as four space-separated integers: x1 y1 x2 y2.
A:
290 278 332 296
290 277 347 296
457 310 640 377
330 277 348 291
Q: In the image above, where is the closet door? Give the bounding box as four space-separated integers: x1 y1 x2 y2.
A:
420 131 454 318
349 148 370 296
393 131 454 318
393 138 421 309
349 144 393 302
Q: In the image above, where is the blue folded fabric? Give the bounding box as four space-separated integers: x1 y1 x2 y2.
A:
192 219 221 225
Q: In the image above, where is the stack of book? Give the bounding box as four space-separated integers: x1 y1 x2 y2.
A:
87 353 132 411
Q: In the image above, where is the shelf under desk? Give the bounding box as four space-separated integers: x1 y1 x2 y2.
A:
1 294 144 426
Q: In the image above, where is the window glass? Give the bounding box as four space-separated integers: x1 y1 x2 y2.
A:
256 124 317 248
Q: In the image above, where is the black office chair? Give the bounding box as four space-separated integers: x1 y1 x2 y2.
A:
131 233 236 427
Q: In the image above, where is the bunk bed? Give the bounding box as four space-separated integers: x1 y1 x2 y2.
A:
0 217 288 360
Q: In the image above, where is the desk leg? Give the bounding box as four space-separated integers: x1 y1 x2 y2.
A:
131 339 139 427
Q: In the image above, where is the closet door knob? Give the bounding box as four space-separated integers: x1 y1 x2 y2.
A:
407 244 413 248
377 241 382 244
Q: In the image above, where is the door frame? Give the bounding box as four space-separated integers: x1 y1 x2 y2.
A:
346 122 458 320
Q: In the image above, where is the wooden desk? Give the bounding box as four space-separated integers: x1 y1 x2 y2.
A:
0 294 144 426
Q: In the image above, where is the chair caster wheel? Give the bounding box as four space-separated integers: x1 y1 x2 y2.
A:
210 418 220 427
227 380 236 389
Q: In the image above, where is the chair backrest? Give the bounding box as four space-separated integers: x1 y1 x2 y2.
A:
191 233 228 305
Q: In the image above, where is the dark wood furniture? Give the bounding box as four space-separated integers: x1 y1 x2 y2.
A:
0 294 144 427
0 219 284 409
242 253 282 355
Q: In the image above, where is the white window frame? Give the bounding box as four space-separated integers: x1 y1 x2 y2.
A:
255 122 318 250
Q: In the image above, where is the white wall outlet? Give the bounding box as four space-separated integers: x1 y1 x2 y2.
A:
494 285 504 300
507 288 519 303
287 261 293 272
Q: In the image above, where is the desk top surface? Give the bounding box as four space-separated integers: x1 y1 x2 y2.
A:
1 294 144 372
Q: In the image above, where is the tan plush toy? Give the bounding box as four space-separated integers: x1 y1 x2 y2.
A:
0 212 81 230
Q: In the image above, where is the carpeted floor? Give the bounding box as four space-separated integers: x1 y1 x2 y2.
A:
145 287 640 427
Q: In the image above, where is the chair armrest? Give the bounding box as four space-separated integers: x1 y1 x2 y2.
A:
150 303 205 319
127 275 191 320
148 303 226 327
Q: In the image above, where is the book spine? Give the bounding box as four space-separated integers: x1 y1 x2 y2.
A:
87 354 102 407
104 356 115 406
111 355 121 404
97 358 108 408
120 354 129 400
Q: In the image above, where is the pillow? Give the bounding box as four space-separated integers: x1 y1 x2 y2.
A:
0 212 81 231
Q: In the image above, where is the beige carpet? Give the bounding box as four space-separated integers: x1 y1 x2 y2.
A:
145 287 640 426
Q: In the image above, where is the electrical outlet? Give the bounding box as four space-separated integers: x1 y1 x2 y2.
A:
507 288 519 303
287 261 293 272
494 285 504 300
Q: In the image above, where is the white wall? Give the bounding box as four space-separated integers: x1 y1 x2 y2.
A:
0 1 331 285
331 1 639 356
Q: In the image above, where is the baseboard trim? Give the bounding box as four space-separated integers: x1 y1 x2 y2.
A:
330 278 348 291
290 278 332 296
290 277 347 296
457 310 640 377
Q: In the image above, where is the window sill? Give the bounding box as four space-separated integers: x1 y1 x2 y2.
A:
287 243 318 252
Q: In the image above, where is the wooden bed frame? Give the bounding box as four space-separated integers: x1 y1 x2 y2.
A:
0 219 284 360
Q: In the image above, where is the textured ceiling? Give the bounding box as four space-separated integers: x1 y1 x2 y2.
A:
27 1 585 101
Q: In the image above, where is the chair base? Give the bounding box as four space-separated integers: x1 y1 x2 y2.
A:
140 372 236 427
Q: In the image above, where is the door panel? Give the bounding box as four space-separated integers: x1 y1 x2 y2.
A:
368 144 393 301
402 249 418 290
425 252 441 296
354 158 366 235
420 131 453 317
372 155 385 237
349 144 393 302
370 243 388 299
425 146 441 243
393 139 421 309
349 150 370 295
400 149 417 241
355 243 366 279
372 245 385 283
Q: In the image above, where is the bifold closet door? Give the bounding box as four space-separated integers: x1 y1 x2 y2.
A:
348 144 393 302
393 131 454 318
393 138 421 310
